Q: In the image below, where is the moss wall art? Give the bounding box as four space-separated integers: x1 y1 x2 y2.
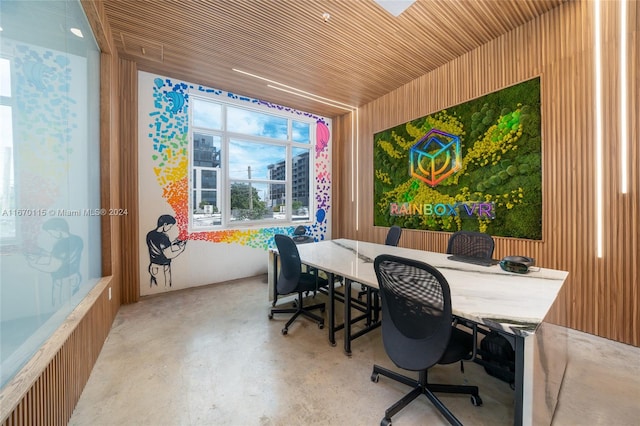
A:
373 77 542 239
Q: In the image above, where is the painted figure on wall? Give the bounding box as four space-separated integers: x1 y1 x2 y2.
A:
146 214 187 287
26 218 83 305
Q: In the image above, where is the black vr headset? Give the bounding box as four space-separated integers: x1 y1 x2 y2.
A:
499 256 535 274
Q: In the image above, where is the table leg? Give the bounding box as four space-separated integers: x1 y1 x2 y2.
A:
272 252 278 307
514 335 525 426
344 278 352 355
373 289 380 323
327 272 336 346
365 286 372 327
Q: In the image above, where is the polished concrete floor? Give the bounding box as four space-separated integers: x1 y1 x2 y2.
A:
70 275 640 426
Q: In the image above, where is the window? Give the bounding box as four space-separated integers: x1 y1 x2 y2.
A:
192 133 221 226
190 97 313 230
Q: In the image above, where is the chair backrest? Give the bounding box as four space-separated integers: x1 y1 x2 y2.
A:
446 230 495 259
274 234 302 295
385 225 402 246
374 254 453 371
292 225 313 244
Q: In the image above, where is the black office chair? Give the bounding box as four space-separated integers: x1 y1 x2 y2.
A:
446 230 495 361
269 234 328 335
358 225 402 303
371 254 482 426
446 230 494 259
384 225 402 246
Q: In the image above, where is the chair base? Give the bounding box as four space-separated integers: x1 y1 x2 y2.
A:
371 365 481 426
269 291 325 334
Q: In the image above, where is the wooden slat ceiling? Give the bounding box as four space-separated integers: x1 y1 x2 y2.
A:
102 0 566 117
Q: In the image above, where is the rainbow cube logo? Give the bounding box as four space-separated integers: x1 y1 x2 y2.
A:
409 129 461 187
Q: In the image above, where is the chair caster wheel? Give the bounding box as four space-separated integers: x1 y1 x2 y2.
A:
318 323 324 329
268 313 273 320
281 328 288 335
381 417 391 426
371 372 379 383
471 394 483 406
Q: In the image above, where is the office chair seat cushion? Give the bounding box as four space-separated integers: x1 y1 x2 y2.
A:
438 327 474 365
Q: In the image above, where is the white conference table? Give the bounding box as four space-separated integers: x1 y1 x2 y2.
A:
289 238 569 426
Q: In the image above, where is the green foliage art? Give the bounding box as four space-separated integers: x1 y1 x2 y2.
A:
373 78 542 239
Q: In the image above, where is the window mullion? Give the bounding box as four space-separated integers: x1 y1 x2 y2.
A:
221 133 229 228
286 144 292 221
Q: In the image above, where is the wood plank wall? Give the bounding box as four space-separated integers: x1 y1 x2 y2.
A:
1 2 123 424
119 59 140 304
332 0 639 346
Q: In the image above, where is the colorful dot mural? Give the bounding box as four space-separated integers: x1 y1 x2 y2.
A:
147 76 332 249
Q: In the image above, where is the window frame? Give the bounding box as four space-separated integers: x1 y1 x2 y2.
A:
188 93 315 232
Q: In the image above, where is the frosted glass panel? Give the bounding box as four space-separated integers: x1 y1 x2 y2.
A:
0 0 101 389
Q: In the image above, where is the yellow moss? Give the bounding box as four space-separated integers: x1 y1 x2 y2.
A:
377 140 403 159
375 170 392 184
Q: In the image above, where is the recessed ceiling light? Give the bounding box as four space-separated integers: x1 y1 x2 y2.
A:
70 27 83 38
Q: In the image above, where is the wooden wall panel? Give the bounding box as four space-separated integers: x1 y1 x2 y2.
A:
332 0 639 346
107 53 122 306
119 58 140 304
99 59 113 277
